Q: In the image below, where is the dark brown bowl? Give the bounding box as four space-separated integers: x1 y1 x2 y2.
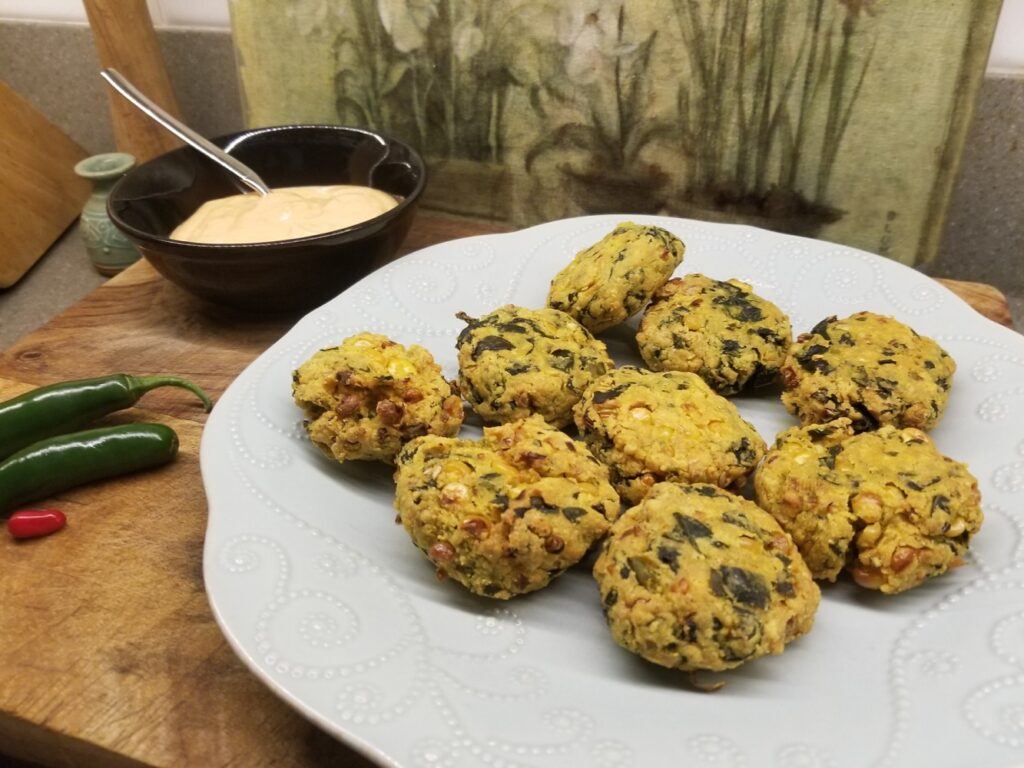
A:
107 125 426 312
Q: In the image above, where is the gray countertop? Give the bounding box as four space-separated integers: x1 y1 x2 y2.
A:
0 227 106 350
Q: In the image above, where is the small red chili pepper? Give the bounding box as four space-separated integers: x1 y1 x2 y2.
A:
7 508 66 540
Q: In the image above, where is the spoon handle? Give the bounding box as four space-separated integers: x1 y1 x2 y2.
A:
100 68 271 196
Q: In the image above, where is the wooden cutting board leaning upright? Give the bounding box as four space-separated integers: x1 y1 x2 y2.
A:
0 82 91 288
83 0 183 163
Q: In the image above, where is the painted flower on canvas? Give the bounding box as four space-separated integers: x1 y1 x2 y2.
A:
376 0 438 53
557 0 632 84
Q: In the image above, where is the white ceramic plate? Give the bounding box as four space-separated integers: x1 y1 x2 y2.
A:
201 215 1024 768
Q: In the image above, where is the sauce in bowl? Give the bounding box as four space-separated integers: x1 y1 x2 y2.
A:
170 185 399 244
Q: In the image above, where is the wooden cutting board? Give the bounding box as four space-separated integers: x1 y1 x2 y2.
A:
0 214 1013 768
0 82 91 288
83 0 183 162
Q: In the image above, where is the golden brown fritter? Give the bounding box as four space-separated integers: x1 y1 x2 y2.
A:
594 482 819 672
637 275 791 394
456 305 612 428
548 221 686 333
755 419 982 594
781 312 955 431
573 367 766 504
395 415 620 599
293 332 463 463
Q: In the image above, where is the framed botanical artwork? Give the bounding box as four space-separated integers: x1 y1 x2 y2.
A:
232 0 1002 265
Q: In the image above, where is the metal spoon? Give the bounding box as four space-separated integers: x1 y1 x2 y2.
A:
99 68 271 196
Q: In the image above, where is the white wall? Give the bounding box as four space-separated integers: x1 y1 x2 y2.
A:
989 0 1024 73
1 0 1022 73
0 0 230 29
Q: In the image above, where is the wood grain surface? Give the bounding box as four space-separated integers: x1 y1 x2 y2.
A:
934 277 1015 329
0 214 1013 768
0 82 90 288
83 0 183 163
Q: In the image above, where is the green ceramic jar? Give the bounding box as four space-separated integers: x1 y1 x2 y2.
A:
74 152 141 276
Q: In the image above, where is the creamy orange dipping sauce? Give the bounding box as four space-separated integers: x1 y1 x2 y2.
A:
170 185 399 244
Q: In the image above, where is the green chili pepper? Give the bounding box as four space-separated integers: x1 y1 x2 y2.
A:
0 374 210 462
0 423 179 515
